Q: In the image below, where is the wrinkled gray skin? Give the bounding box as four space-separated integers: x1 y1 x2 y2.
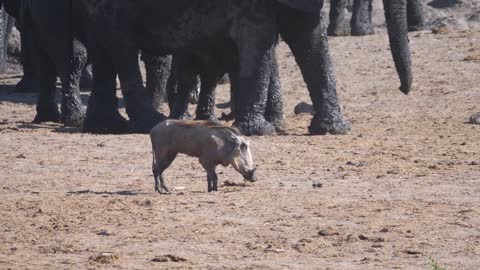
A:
150 120 257 193
328 0 425 36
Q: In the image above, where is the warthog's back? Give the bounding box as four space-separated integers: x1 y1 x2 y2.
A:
150 120 241 158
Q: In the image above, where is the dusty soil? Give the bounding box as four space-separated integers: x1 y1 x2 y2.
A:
1 27 480 270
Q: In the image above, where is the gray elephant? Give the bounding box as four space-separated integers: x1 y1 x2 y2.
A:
328 0 424 36
10 0 412 136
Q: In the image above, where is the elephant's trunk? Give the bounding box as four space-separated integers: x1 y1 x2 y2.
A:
383 0 412 95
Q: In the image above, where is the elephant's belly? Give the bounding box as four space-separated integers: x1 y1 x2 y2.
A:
131 1 235 54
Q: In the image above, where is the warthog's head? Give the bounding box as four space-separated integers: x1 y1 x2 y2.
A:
230 136 257 182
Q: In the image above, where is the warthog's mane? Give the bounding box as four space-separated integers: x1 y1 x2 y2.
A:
175 120 243 137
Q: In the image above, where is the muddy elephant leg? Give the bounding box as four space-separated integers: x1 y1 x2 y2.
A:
142 52 172 110
20 19 59 124
116 50 165 133
231 20 276 136
195 69 221 121
83 53 128 134
16 22 36 93
54 38 86 127
351 0 374 36
30 48 60 124
328 0 350 36
167 54 197 120
264 54 285 132
407 0 425 31
279 9 350 135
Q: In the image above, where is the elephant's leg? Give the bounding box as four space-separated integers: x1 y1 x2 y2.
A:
230 18 276 136
83 53 128 134
15 24 36 93
116 50 165 133
327 0 350 36
279 9 350 135
351 0 374 36
30 48 60 124
407 0 425 32
142 52 172 110
195 70 220 121
167 54 197 120
55 39 86 127
264 55 285 132
219 71 236 122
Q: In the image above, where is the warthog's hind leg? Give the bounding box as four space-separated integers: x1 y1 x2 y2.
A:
200 160 218 192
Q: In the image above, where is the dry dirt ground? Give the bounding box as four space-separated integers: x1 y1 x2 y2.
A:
1 27 479 270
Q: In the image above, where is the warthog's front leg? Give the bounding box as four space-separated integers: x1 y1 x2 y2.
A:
153 154 176 194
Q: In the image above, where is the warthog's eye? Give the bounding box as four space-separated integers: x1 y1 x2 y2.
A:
240 143 248 151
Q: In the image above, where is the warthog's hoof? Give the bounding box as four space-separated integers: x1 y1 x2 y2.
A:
234 117 275 136
308 114 351 135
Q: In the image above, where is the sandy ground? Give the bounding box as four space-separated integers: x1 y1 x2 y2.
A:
1 25 480 270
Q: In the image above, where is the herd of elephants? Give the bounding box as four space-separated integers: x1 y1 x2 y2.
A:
0 0 438 136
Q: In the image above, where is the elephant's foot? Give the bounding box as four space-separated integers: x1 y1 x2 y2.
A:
351 24 374 36
469 112 480 125
34 102 61 124
61 101 85 127
308 113 351 135
83 106 129 134
15 76 37 93
128 110 166 134
327 22 351 36
234 116 275 136
265 113 286 133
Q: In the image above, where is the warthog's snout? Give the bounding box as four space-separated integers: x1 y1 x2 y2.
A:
244 168 257 182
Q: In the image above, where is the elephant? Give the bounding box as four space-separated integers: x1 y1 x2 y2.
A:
328 0 425 36
3 0 169 132
11 0 88 126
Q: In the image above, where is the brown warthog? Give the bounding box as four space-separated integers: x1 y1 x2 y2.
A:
150 120 257 193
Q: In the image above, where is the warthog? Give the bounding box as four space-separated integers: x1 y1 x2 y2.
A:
150 120 257 193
